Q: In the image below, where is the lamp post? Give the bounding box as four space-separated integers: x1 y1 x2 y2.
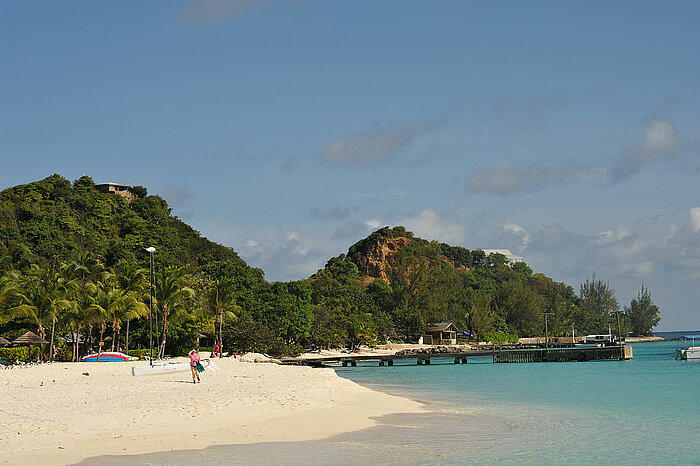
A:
145 247 156 366
543 313 554 349
612 310 624 359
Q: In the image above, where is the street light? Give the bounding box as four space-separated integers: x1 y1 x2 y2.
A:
542 313 554 349
611 310 624 359
145 247 155 366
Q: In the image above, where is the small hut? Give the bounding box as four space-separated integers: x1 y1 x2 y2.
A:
12 331 49 361
419 323 459 345
0 336 10 347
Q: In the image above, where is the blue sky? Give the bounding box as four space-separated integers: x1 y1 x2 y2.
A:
2 1 699 330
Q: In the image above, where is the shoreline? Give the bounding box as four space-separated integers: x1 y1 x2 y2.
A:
0 357 423 465
625 336 666 342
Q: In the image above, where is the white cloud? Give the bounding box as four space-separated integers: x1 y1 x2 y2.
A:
596 226 631 244
332 221 370 240
642 120 682 152
466 158 588 196
465 120 687 196
504 222 530 247
397 208 467 245
365 219 382 230
240 228 331 281
515 207 700 330
161 185 196 219
319 120 430 165
608 120 683 183
689 207 700 233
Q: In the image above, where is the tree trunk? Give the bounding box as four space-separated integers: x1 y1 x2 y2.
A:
125 320 130 355
75 325 82 361
111 320 117 351
37 324 46 362
69 324 76 362
218 309 223 353
97 321 105 361
49 317 56 361
158 314 169 359
87 324 94 354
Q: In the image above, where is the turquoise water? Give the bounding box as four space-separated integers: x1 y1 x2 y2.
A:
86 340 700 465
337 340 700 464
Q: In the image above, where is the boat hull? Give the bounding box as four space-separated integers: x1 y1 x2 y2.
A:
82 352 138 362
681 347 700 360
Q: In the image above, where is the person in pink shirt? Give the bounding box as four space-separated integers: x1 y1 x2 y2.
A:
188 349 201 383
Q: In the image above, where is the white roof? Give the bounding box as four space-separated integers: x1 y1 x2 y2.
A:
482 249 523 263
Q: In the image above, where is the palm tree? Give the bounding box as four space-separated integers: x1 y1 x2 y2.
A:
74 252 105 355
11 266 72 361
110 293 147 351
0 270 21 324
207 278 241 354
112 261 148 354
87 283 129 359
154 268 195 358
59 260 90 361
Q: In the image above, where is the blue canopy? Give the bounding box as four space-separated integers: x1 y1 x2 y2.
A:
682 335 700 339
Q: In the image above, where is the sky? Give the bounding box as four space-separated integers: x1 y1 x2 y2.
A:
1 1 699 331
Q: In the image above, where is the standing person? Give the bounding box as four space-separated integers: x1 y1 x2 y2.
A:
188 349 201 383
212 344 219 358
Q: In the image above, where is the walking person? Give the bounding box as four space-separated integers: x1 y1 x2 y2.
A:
189 349 201 383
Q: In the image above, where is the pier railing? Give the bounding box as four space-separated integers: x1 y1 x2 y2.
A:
493 345 632 363
282 344 632 367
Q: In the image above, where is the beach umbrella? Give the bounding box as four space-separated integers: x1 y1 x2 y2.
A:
0 336 10 346
12 331 49 362
12 331 49 345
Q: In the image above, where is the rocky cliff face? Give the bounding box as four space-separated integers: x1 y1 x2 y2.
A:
355 235 410 284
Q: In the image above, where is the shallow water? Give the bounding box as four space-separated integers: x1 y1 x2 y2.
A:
84 340 700 465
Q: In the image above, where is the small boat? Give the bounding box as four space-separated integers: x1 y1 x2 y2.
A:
675 335 700 360
82 351 139 362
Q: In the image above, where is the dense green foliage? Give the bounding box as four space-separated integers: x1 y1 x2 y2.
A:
624 285 661 336
0 346 29 363
312 226 660 344
0 176 662 360
0 174 244 270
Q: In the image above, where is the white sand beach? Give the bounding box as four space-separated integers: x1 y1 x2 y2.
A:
0 357 422 465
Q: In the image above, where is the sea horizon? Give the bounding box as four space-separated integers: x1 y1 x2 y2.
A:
655 330 700 339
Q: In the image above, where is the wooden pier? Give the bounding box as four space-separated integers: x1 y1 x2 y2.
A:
281 344 632 367
493 345 633 363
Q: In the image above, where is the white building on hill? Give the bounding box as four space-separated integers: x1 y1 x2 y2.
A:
482 249 523 264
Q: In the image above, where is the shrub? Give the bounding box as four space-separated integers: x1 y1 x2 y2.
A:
0 347 29 363
223 316 302 357
483 331 519 344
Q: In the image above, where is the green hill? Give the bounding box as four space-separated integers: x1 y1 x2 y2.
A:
0 176 659 359
0 174 248 271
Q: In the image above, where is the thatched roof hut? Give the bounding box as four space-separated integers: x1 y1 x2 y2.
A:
13 331 48 345
0 336 10 346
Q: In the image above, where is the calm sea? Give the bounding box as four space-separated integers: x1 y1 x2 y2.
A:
85 339 700 465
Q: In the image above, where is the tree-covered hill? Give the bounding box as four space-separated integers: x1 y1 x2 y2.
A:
0 174 249 271
311 226 661 344
0 177 661 362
